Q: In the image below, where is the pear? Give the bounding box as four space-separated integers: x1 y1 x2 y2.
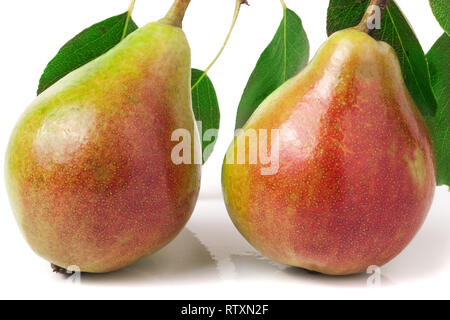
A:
5 0 201 273
222 28 436 275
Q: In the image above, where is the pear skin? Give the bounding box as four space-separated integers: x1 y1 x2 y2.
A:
6 20 201 273
222 29 435 275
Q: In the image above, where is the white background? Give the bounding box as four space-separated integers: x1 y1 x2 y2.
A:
0 0 448 300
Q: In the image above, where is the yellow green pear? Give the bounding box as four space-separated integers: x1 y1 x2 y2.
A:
5 0 201 273
222 24 435 274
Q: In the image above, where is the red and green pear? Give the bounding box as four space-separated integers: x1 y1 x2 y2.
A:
222 28 436 275
5 0 201 273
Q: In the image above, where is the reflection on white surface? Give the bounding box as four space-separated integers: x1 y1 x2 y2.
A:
0 188 448 299
58 187 450 290
79 229 219 286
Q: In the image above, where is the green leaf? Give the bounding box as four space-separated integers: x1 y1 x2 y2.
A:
191 69 220 164
235 8 309 129
425 34 450 186
429 0 450 35
327 0 438 117
327 0 367 36
37 12 138 95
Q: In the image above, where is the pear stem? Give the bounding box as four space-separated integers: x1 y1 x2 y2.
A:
191 0 249 90
121 0 137 41
160 0 192 28
356 0 389 35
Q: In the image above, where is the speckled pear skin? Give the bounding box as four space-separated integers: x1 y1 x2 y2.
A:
5 21 201 273
222 29 435 275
